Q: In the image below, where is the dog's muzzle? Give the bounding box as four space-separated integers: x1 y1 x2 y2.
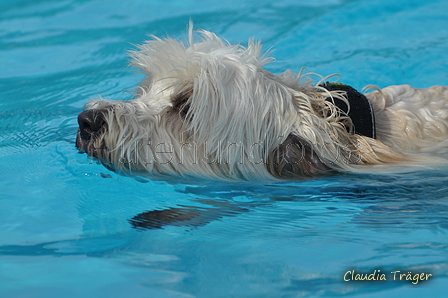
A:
77 109 106 140
76 109 107 156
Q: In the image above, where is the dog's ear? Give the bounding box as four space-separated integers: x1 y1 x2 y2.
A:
267 134 330 178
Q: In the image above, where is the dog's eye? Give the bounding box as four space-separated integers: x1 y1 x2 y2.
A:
171 91 191 118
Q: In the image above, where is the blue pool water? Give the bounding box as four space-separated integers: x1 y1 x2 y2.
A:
1 0 448 297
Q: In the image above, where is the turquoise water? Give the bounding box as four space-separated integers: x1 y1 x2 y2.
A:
1 0 448 297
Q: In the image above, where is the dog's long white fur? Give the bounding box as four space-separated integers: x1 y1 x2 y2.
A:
82 27 448 181
367 85 448 153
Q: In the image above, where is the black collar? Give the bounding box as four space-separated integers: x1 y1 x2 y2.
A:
320 82 376 139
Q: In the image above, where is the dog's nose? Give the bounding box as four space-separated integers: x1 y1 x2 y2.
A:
78 109 106 140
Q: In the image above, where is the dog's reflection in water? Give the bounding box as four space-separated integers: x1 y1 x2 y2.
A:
129 199 250 230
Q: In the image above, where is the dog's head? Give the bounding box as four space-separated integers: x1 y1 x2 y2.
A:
76 28 400 181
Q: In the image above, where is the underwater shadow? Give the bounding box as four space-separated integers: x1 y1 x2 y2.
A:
128 170 448 231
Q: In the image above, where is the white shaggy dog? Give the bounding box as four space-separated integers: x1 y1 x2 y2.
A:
76 27 448 181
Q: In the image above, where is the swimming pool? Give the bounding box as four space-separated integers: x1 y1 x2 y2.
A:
1 0 448 297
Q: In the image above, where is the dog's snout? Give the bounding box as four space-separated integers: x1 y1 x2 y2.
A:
78 109 106 140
